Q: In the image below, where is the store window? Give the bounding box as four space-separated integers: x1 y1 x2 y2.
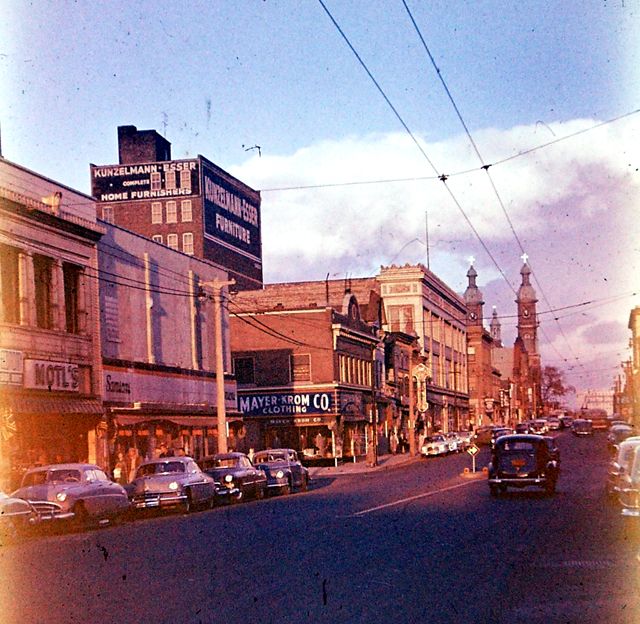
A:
151 202 163 224
166 201 177 224
33 254 53 329
63 262 81 334
167 234 178 250
181 200 193 222
0 244 19 323
234 357 255 384
290 353 311 382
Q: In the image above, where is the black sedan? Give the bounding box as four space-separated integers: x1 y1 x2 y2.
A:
200 453 267 503
252 449 310 495
488 434 559 496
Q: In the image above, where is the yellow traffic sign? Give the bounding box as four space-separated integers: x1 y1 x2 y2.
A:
467 444 480 457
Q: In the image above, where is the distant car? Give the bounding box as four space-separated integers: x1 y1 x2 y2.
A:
618 445 640 516
474 425 499 446
252 449 309 495
488 434 559 496
126 457 217 513
12 463 130 528
529 419 548 435
543 436 561 464
0 491 37 541
546 417 561 431
444 432 462 453
559 416 574 429
421 435 449 457
606 436 640 500
490 428 514 450
515 422 530 434
572 418 593 436
455 431 473 449
201 452 267 502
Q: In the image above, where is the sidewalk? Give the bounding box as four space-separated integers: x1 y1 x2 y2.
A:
307 452 420 478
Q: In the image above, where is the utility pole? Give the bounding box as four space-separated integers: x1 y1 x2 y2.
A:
200 278 235 454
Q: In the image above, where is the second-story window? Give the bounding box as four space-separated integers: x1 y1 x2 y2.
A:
182 233 194 255
151 202 162 224
165 170 176 191
234 357 255 384
0 244 19 323
166 201 177 224
167 234 178 250
181 200 193 222
290 353 311 382
150 172 161 191
33 254 53 329
63 262 81 334
180 168 192 191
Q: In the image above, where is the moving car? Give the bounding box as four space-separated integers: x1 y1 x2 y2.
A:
12 463 130 528
529 419 548 435
455 431 474 449
546 417 561 431
420 435 449 457
559 415 574 429
0 490 37 542
126 457 217 513
488 434 559 496
606 436 640 500
474 425 498 446
490 427 514 450
515 422 530 434
444 432 462 453
201 452 267 502
252 449 309 495
572 418 593 436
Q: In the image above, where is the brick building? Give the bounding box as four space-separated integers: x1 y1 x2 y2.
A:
91 125 262 291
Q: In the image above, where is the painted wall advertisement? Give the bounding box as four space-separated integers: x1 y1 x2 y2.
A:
202 164 261 262
239 392 333 417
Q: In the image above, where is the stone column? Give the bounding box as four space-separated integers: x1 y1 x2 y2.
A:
18 250 35 326
77 268 88 335
51 259 66 331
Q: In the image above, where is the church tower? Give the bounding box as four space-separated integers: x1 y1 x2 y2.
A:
490 306 502 347
516 255 539 358
463 263 484 326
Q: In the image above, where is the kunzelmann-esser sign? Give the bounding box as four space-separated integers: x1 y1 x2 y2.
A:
239 392 333 417
91 159 200 202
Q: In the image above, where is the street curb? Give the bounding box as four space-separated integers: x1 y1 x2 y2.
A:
308 455 421 478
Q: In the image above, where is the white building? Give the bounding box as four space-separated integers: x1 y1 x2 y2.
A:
0 158 104 487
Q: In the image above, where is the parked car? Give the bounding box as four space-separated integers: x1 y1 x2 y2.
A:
572 418 593 436
546 417 561 431
543 436 561 464
455 431 473 449
0 490 37 541
606 436 640 500
444 432 462 453
200 452 267 502
126 457 217 513
488 434 559 496
607 424 635 455
618 445 640 516
12 463 130 528
420 435 449 457
252 449 310 495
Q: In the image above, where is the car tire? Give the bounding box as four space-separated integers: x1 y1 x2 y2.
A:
281 480 292 496
256 485 265 500
300 475 309 492
72 502 89 530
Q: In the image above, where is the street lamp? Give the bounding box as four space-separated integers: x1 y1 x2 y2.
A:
199 278 235 454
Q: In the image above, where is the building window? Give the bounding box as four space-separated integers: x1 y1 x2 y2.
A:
180 169 192 191
182 233 194 255
166 201 177 224
152 234 163 244
165 170 176 191
0 244 19 323
181 200 193 222
102 205 114 223
167 234 178 250
151 202 163 224
388 305 414 334
33 254 53 329
234 357 255 384
63 263 81 334
290 353 311 382
150 172 161 191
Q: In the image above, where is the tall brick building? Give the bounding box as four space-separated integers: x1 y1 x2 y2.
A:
91 125 263 291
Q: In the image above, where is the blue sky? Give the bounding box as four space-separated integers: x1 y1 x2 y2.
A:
2 1 639 397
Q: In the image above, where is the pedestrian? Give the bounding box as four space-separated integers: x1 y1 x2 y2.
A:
112 451 127 485
390 430 399 455
125 447 142 483
158 443 170 458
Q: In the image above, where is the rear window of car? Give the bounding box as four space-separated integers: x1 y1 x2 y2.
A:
500 441 536 452
212 458 239 468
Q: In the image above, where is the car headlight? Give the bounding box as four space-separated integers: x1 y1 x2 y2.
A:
168 481 180 491
56 492 67 502
224 474 233 483
276 470 285 479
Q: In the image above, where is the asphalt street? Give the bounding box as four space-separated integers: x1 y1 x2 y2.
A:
1 431 638 624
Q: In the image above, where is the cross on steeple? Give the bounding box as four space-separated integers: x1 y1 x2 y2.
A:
521 252 529 264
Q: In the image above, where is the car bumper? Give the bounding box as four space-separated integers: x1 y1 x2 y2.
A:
489 477 547 487
130 492 188 509
215 486 240 500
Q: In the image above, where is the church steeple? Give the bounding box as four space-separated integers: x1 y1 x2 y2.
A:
464 261 484 326
516 254 538 356
490 306 502 346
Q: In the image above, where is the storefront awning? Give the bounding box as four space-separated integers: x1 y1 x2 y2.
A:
0 394 103 416
111 414 242 427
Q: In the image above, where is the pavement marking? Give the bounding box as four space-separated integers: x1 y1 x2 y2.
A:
348 479 484 518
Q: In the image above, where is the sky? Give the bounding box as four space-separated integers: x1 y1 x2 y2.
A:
1 1 639 401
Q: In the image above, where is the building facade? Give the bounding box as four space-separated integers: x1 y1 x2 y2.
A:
0 158 105 488
91 125 263 291
98 221 239 465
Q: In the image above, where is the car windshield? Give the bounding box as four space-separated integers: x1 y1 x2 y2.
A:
137 461 186 477
212 458 240 468
255 452 288 463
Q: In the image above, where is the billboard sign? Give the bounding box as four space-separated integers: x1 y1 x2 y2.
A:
239 392 333 417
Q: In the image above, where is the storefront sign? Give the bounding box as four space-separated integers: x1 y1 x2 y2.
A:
239 392 333 417
24 359 79 392
266 416 327 426
0 349 23 386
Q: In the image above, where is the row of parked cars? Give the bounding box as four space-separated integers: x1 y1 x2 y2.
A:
420 431 474 457
604 421 640 516
0 449 310 540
